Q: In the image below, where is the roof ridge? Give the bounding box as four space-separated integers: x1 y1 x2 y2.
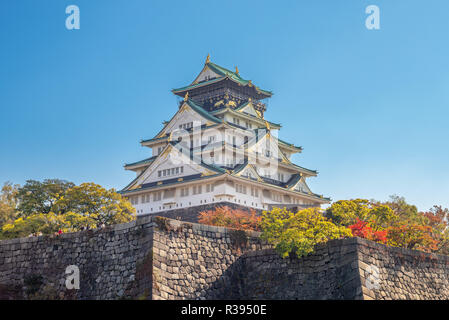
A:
207 62 240 78
124 156 157 167
185 99 222 124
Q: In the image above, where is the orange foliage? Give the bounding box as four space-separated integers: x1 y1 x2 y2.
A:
198 206 261 231
386 224 438 252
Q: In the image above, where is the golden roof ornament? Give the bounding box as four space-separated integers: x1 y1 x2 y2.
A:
235 66 239 74
184 92 189 101
205 54 210 64
265 120 271 131
214 100 224 107
226 100 237 107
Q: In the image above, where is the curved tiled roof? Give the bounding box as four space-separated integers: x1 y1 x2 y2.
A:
172 61 272 97
124 156 157 168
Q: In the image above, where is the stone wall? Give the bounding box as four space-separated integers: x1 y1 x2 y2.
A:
151 217 270 300
1 216 449 300
151 219 363 300
0 216 155 300
356 238 449 300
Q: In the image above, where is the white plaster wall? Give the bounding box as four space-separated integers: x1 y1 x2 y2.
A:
129 179 316 215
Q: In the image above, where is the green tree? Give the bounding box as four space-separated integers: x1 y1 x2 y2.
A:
325 199 371 226
373 195 423 224
1 181 136 239
0 182 20 227
261 207 352 258
1 212 99 239
325 199 397 229
52 182 136 225
16 179 75 217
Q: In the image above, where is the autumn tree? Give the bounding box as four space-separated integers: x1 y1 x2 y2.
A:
326 197 446 253
198 206 261 231
260 207 352 258
386 224 437 252
349 218 387 243
421 205 449 255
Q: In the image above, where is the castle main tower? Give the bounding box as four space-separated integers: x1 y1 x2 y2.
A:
121 56 329 220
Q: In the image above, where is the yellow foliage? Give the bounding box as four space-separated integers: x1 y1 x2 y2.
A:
0 182 136 240
261 207 352 258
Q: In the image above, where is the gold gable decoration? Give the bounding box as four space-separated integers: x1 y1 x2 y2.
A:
205 54 210 64
265 120 271 131
214 100 224 107
184 92 189 101
226 100 237 107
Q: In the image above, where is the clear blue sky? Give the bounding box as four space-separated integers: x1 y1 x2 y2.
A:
1 0 448 211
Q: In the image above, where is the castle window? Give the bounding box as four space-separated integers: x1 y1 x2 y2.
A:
180 122 193 130
160 166 184 178
180 187 189 197
278 173 284 182
193 185 202 195
235 184 247 194
153 192 162 201
272 193 282 202
206 184 214 192
251 187 259 197
130 196 138 205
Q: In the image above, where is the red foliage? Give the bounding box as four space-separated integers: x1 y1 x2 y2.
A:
349 218 387 244
198 206 261 231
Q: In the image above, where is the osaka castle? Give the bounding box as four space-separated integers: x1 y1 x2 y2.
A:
121 55 330 219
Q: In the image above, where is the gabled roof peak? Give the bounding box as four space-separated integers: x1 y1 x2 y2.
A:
172 58 273 99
